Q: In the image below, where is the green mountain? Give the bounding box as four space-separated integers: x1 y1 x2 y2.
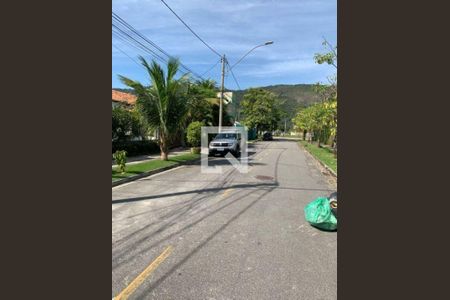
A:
232 84 320 109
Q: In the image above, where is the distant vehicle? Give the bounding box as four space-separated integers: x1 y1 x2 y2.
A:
262 132 273 141
208 132 241 157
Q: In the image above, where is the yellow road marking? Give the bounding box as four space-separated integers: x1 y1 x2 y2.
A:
114 246 173 300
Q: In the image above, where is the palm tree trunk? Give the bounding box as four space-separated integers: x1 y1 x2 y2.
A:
160 134 169 161
161 150 168 160
180 128 186 148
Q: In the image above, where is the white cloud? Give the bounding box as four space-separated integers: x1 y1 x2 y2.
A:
112 0 337 88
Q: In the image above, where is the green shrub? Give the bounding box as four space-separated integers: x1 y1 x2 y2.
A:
186 121 203 147
112 140 159 156
113 150 127 173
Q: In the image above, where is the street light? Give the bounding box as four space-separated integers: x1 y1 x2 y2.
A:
229 41 274 70
218 41 274 130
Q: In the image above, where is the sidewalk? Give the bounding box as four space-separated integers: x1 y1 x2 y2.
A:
112 147 191 168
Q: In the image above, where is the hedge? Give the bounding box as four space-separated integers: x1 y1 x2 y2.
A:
112 140 160 157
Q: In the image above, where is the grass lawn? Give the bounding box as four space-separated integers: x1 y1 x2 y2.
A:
299 141 337 174
112 153 200 182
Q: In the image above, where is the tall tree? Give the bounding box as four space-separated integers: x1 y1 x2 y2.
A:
241 88 281 133
314 38 338 153
293 100 336 147
186 80 217 125
314 39 337 69
314 38 337 99
119 57 189 160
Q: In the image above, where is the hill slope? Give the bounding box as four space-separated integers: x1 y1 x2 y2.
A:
233 84 320 107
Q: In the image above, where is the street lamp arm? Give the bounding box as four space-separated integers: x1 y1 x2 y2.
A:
229 41 273 70
218 41 273 130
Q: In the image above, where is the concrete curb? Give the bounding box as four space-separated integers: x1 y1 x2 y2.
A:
298 142 337 178
112 158 201 187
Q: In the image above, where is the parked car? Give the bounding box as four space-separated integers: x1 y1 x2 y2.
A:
262 132 273 141
208 132 241 157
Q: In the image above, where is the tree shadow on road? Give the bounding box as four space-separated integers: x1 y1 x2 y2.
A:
206 157 266 167
112 186 264 269
112 139 335 279
134 187 275 298
112 182 277 205
113 167 261 259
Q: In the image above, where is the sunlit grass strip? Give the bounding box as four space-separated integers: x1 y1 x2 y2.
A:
299 141 337 174
112 153 200 182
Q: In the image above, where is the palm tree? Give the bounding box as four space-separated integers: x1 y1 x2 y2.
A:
119 57 189 160
196 79 217 90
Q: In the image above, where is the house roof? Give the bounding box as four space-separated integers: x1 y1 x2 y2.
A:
112 90 137 105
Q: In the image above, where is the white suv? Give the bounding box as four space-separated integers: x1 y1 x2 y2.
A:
208 132 241 157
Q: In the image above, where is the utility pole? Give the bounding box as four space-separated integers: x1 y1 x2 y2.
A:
219 54 226 132
217 42 273 131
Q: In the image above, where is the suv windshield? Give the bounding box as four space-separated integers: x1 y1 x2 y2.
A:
214 133 238 139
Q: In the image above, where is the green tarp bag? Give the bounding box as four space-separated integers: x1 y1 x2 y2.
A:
304 197 337 231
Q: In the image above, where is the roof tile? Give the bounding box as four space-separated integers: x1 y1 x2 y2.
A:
112 90 137 105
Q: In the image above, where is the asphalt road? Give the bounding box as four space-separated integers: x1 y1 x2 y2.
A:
112 138 337 299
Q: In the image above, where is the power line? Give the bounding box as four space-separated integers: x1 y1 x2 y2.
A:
113 13 191 74
112 24 168 64
159 0 222 58
201 58 221 77
112 31 158 61
112 42 143 69
112 23 198 77
112 32 165 69
226 60 241 90
113 13 172 60
112 11 206 80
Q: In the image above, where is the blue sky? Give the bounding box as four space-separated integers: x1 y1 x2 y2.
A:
112 0 336 90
